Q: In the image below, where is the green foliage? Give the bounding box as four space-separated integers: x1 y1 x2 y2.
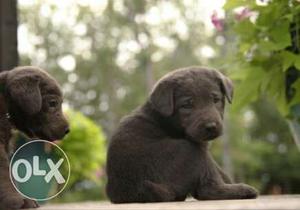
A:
53 110 106 189
52 185 107 203
291 79 300 106
19 1 209 135
223 0 255 10
223 2 300 192
224 0 300 117
213 99 300 193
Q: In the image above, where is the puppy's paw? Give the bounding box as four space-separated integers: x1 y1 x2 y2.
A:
0 195 25 210
22 199 39 209
237 183 258 199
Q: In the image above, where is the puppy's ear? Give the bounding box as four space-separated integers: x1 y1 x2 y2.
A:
0 71 8 82
150 80 174 116
216 71 234 103
8 75 42 115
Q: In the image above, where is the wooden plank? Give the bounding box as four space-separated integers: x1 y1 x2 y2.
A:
31 195 300 210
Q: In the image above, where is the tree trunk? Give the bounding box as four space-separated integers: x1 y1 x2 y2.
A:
287 120 300 151
0 0 18 72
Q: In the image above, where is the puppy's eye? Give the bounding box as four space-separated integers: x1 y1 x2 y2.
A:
213 96 221 103
181 99 193 109
49 100 58 108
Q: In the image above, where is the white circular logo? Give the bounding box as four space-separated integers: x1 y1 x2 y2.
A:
9 140 70 201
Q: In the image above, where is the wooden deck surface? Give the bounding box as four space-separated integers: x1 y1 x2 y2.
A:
30 195 300 210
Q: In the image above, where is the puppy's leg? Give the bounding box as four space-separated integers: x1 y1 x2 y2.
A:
0 143 24 210
212 159 233 184
0 143 39 210
143 180 176 202
192 154 257 200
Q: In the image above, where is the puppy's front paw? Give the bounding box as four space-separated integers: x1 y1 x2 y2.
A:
0 196 39 210
22 199 39 209
0 195 25 210
237 183 258 199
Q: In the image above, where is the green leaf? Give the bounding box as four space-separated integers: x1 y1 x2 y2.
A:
289 79 300 107
240 43 252 52
269 20 291 50
295 4 300 12
259 39 278 52
264 68 289 116
232 66 266 111
276 87 289 116
223 0 247 10
234 19 257 42
295 56 300 70
280 51 297 71
256 3 282 27
282 14 293 22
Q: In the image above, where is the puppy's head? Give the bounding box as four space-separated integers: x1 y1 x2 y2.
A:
2 66 69 141
149 67 233 142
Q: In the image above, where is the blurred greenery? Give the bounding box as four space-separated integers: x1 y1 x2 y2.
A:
52 110 107 202
18 0 209 135
17 0 300 202
224 0 300 116
213 98 300 194
220 0 300 193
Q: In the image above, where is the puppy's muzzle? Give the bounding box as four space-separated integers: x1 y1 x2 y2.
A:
64 126 70 135
200 121 222 141
204 122 217 133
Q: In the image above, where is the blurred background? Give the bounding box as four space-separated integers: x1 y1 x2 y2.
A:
0 0 300 203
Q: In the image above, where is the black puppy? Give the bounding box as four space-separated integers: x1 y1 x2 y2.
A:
0 66 69 209
106 66 258 203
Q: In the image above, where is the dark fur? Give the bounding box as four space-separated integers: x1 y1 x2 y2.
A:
0 66 69 210
106 66 258 203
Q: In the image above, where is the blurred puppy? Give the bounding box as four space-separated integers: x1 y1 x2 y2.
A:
106 66 258 203
0 66 69 209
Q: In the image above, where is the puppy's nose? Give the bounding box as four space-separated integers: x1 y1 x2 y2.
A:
64 127 70 135
205 122 217 132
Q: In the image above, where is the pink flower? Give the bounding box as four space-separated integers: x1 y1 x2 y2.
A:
211 11 224 31
235 8 253 21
